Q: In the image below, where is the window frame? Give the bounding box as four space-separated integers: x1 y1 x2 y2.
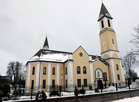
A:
77 66 81 74
43 67 46 75
77 79 81 87
65 67 67 75
83 66 87 74
31 80 34 89
101 20 104 28
52 80 55 88
112 39 114 44
84 79 87 87
43 80 46 88
32 67 35 75
117 74 120 80
52 67 55 75
116 64 119 70
107 19 111 27
66 80 68 88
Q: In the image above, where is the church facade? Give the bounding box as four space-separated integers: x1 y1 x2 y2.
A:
25 3 125 93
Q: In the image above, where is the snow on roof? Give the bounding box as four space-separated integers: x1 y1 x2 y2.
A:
29 52 70 63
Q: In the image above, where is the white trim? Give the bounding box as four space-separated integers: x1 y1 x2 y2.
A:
110 19 113 28
26 64 31 92
110 60 116 83
100 33 116 39
68 62 74 91
101 50 120 58
35 62 40 92
120 61 125 82
57 64 60 85
47 63 51 92
104 17 108 28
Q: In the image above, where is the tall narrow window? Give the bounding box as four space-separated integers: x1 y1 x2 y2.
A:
112 39 114 44
77 79 81 87
77 66 80 74
116 64 119 70
107 19 111 27
43 80 46 88
101 20 104 28
65 67 67 75
117 74 120 80
66 80 68 88
31 80 34 89
43 67 46 75
52 80 55 88
84 79 87 87
32 67 35 75
83 66 87 74
52 67 55 75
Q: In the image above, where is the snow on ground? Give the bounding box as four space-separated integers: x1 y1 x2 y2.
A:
112 96 139 102
3 87 139 102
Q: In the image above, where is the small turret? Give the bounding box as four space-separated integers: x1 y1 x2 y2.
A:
43 36 49 50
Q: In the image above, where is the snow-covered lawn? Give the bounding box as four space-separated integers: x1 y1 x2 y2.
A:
112 96 139 102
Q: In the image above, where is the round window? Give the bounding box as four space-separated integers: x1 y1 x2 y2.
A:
79 53 83 57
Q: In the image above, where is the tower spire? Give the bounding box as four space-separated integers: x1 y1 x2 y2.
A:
98 3 113 21
43 35 49 50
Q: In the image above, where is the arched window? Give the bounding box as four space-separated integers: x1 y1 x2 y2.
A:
116 64 119 70
65 67 67 75
32 67 35 75
77 66 80 74
107 19 111 27
83 66 87 74
112 39 114 44
101 20 104 28
52 67 55 75
43 67 46 75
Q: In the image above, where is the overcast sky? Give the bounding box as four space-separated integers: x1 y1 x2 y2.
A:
0 0 139 76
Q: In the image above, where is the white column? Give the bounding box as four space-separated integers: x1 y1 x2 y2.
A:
90 63 94 86
104 17 108 28
26 64 31 92
57 64 60 85
110 19 113 29
35 62 40 92
120 61 125 82
68 61 74 91
47 63 51 92
110 60 116 83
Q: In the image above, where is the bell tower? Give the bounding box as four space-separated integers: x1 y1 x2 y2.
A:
98 3 125 83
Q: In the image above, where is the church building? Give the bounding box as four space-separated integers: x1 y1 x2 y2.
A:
25 3 125 93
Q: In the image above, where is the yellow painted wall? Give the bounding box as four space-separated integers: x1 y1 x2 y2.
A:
113 60 123 82
40 63 48 92
29 63 37 92
59 64 64 86
103 54 109 60
99 30 118 53
112 53 119 58
93 58 110 84
25 64 29 92
72 46 91 89
51 64 57 86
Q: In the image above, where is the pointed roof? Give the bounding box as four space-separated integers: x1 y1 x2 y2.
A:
43 36 49 48
98 3 113 21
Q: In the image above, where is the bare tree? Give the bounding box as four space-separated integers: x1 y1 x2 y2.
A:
130 25 139 55
6 61 22 89
122 52 138 80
